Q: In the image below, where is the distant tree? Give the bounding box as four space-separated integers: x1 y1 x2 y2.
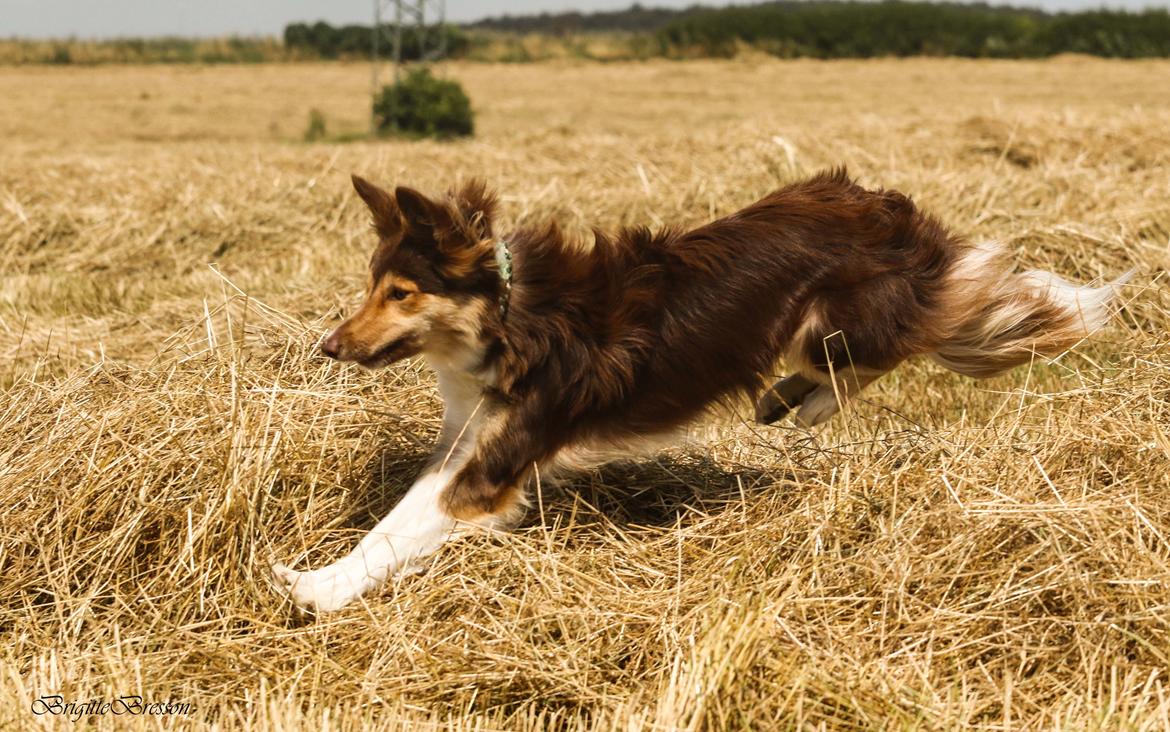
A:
282 21 469 60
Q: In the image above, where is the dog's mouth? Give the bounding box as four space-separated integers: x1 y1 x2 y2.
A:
356 336 419 369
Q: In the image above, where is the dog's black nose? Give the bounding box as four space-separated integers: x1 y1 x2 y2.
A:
321 333 341 359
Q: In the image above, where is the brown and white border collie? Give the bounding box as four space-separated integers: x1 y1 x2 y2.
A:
273 168 1125 612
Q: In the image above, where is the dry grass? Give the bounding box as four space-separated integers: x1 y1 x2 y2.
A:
1 59 1169 730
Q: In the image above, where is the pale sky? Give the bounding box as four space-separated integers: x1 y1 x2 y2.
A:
2 0 1167 39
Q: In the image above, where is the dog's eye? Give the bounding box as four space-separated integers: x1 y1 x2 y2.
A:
389 288 411 301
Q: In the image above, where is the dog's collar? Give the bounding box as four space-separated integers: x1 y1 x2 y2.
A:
494 237 513 318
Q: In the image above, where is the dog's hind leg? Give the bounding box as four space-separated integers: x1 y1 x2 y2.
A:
768 287 912 427
755 373 819 424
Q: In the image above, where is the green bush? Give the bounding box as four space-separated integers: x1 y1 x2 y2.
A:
49 45 72 64
373 67 474 138
303 108 327 142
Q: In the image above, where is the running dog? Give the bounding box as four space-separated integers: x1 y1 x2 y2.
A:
273 169 1124 611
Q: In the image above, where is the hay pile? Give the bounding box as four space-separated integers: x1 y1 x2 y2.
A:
1 59 1168 729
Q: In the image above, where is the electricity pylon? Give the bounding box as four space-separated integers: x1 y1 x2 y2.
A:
371 0 448 133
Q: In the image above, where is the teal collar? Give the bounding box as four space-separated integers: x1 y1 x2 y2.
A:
494 238 513 318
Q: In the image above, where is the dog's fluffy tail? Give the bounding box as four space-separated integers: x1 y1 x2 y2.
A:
932 241 1130 378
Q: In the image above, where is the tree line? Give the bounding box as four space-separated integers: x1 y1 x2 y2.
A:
285 3 1170 61
655 2 1170 59
467 4 687 34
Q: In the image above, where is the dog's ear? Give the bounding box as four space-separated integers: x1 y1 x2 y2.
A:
394 186 453 233
351 175 402 239
397 185 488 281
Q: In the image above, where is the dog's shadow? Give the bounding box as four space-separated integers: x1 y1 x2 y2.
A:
531 455 779 530
345 444 782 534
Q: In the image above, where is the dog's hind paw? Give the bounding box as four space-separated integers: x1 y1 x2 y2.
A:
755 374 819 424
793 386 842 427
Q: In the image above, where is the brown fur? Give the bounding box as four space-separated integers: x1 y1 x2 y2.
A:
328 169 1122 523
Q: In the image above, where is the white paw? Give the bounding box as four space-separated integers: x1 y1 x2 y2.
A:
795 387 841 427
271 562 368 613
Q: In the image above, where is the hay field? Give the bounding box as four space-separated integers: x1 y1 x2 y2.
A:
1 58 1168 730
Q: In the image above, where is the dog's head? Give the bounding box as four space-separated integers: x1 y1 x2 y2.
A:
322 175 499 369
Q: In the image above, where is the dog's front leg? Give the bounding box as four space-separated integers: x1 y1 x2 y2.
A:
272 463 461 612
273 402 548 612
272 397 481 612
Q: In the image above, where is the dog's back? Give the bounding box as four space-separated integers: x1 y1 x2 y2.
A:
500 169 1124 440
